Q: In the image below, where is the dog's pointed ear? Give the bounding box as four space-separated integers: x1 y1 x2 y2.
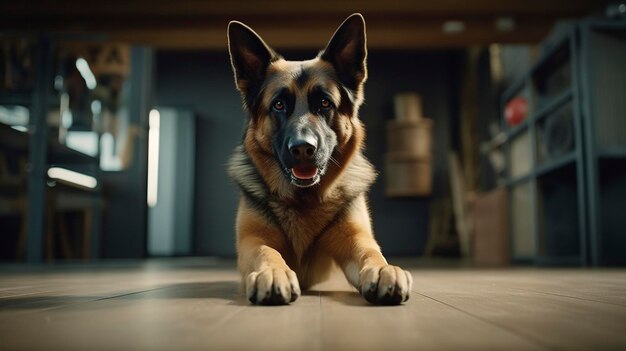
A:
320 13 368 90
228 21 278 93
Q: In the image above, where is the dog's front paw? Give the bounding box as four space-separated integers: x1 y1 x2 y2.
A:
245 268 301 305
359 265 412 305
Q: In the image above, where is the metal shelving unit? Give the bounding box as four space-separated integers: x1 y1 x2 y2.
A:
502 18 626 266
1 34 115 262
502 26 586 265
579 20 626 266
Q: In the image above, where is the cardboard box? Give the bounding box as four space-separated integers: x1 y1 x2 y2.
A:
473 187 509 266
384 153 432 197
386 119 433 158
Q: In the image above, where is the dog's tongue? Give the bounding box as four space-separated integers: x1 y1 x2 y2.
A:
291 165 318 180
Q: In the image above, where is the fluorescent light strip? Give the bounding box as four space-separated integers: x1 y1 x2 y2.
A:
442 21 465 34
11 126 27 132
48 167 97 189
147 109 160 208
75 57 97 90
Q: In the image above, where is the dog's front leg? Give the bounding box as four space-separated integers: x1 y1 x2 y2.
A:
323 196 413 305
236 200 300 305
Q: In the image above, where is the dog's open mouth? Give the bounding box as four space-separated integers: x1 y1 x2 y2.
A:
290 165 320 187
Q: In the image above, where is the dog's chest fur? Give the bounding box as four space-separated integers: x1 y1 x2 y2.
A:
268 191 347 258
228 145 376 258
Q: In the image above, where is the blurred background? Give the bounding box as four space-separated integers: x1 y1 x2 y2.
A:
0 0 625 266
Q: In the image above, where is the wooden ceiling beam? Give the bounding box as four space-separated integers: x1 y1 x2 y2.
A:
102 19 554 50
0 0 604 17
0 0 604 49
0 20 557 49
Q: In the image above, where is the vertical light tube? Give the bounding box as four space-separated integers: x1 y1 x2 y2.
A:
147 109 160 208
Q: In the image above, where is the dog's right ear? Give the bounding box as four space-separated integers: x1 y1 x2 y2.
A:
228 21 278 93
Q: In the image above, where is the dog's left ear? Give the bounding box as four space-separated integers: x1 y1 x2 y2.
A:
320 13 368 90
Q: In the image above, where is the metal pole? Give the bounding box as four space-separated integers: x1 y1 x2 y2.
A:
26 35 53 263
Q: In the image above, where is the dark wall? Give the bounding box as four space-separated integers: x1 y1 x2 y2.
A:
156 51 243 257
362 51 461 256
155 49 461 257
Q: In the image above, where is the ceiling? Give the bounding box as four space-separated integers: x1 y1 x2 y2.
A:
0 0 607 49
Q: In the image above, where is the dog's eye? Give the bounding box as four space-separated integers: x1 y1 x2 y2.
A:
320 98 332 109
272 100 285 111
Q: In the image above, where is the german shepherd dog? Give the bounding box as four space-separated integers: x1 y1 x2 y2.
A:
227 14 412 305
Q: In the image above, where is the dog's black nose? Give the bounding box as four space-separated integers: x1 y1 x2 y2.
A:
289 141 317 161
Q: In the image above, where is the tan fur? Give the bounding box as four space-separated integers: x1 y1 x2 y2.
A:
228 14 411 305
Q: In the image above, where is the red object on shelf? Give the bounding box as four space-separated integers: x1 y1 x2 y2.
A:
505 97 528 126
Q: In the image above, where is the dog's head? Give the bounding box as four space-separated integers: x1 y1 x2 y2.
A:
228 14 367 189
